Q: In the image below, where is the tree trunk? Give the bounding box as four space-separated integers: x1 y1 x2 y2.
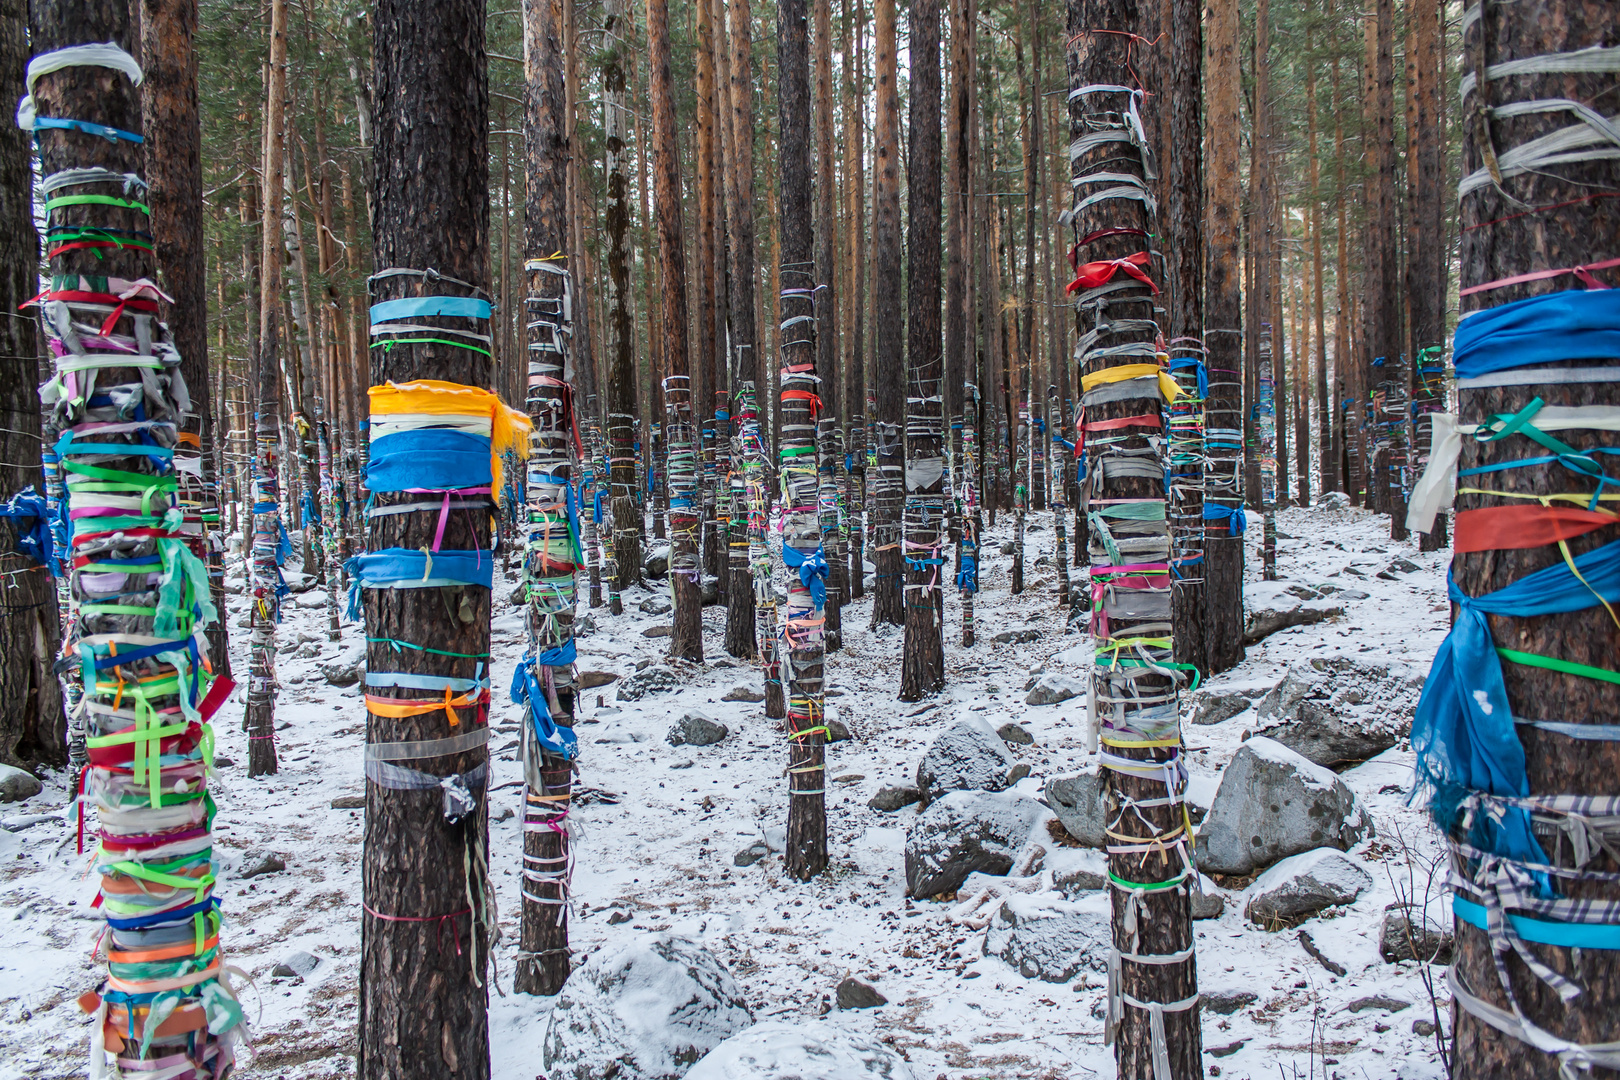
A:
1255 0 1278 580
1166 0 1204 673
1442 2 1620 1074
946 0 978 642
1307 10 1332 497
647 0 703 661
842 0 867 601
1407 0 1445 552
358 0 495 1067
868 0 904 628
603 0 640 617
1202 0 1244 675
695 0 720 592
813 0 844 651
0 0 61 771
247 0 288 777
1069 3 1201 1076
899 0 943 702
777 0 828 881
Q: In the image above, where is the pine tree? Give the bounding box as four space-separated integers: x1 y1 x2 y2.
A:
603 0 641 615
867 0 904 629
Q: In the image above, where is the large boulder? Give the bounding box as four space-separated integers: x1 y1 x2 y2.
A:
685 1022 913 1080
1044 770 1107 848
1244 848 1372 925
1252 658 1422 769
543 934 754 1080
915 718 1022 807
618 665 683 701
1243 581 1345 646
668 711 729 747
1196 737 1372 876
904 790 1047 898
984 892 1111 982
1025 673 1085 706
320 644 366 687
0 763 42 803
644 544 672 579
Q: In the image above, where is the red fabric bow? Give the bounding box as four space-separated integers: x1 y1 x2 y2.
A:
1066 250 1159 295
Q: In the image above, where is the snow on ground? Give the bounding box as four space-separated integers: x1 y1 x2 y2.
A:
0 501 1456 1080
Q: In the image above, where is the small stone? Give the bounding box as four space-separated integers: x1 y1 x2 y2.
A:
1192 887 1225 921
643 545 671 579
1413 1020 1437 1037
574 611 598 637
1347 995 1411 1014
1188 692 1252 727
1244 847 1373 925
997 722 1033 746
869 785 921 812
905 790 1048 897
1045 771 1107 848
1208 1040 1247 1058
1376 557 1422 580
986 893 1111 982
271 950 321 979
733 841 769 867
1380 907 1454 964
643 624 673 639
832 773 865 785
1203 990 1258 1016
606 909 633 925
722 685 766 703
834 977 887 1009
330 795 365 810
508 582 527 605
1000 541 1015 555
578 670 619 689
668 711 729 747
640 595 673 616
826 718 851 743
238 852 286 880
916 717 1020 805
992 625 1043 645
1025 673 1084 706
214 756 235 768
0 764 43 804
618 665 681 700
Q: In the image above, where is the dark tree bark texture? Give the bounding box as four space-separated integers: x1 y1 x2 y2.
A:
867 0 904 629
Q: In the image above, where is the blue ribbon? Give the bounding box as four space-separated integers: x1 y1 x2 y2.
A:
1412 539 1620 872
0 486 60 575
781 544 829 609
510 656 580 760
1203 503 1247 535
369 296 492 324
276 521 292 566
367 429 493 492
33 116 144 143
344 548 495 619
1453 895 1620 951
955 553 978 593
299 493 316 528
1454 289 1620 379
1169 355 1208 399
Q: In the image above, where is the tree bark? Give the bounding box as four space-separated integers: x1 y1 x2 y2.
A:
867 0 904 628
813 0 844 651
695 0 720 591
899 0 943 702
777 0 828 881
359 0 494 1067
842 0 867 601
603 0 640 616
1202 0 1244 675
1447 1 1620 1075
1406 0 1445 551
647 0 703 662
945 0 977 643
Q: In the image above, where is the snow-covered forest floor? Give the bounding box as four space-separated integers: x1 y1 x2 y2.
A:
1 501 1457 1080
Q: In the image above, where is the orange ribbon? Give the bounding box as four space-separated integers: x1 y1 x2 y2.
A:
1454 504 1619 553
1066 250 1159 295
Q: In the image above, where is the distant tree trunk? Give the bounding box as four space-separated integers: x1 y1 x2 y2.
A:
813 0 844 651
1203 0 1244 675
604 0 640 615
708 0 733 613
1069 3 1201 1077
695 0 720 591
1166 0 1204 672
648 0 703 661
1330 0 1353 505
1363 0 1405 537
842 0 867 600
946 0 978 642
868 0 904 628
777 0 828 881
900 0 943 701
0 0 61 770
1406 0 1445 551
1440 2 1620 1076
358 0 496 1068
1307 9 1333 496
1255 0 1278 580
1293 260 1310 503
723 0 760 660
247 0 288 777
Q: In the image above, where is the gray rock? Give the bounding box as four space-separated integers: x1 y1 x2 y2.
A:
1192 887 1226 921
1000 541 1016 555
826 718 851 743
575 611 599 637
618 665 682 701
997 722 1033 745
643 624 673 638
330 795 365 810
1414 1020 1437 1037
1376 557 1422 580
993 625 1043 645
1253 657 1421 768
1196 737 1373 876
509 582 528 605
271 950 321 979
1348 995 1412 1013
1189 692 1252 727
1025 673 1084 706
1045 771 1107 848
869 786 921 812
644 545 671 579
320 645 366 687
1380 907 1454 964
685 1022 915 1080
904 790 1048 898
734 842 770 868
1244 848 1372 925
701 577 721 606
1243 597 1346 645
668 711 729 747
579 670 620 689
1048 850 1108 895
915 718 1020 806
722 686 766 703
1337 588 1372 600
984 893 1111 982
1203 990 1258 1016
543 934 753 1080
295 640 321 659
640 594 674 616
1319 491 1351 511
0 764 42 803
835 977 887 1009
238 852 286 880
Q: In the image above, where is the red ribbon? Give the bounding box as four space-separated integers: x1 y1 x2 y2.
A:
1066 251 1160 295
